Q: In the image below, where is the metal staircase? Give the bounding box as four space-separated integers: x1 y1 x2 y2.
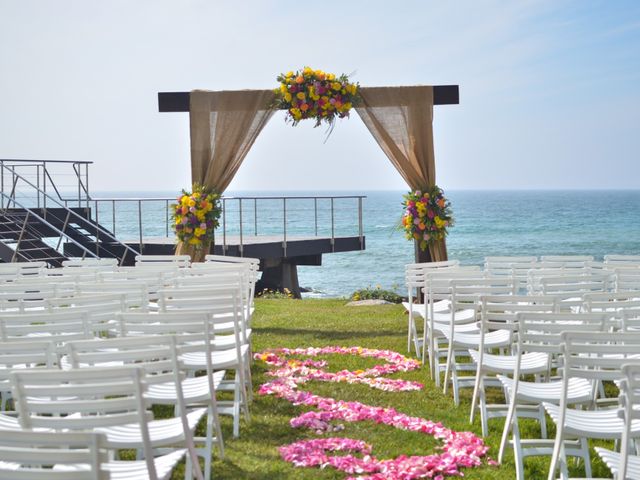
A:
0 160 139 266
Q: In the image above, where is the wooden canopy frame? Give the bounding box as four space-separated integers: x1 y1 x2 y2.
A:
157 85 459 267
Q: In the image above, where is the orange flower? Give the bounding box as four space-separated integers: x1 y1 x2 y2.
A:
300 103 309 112
295 75 304 84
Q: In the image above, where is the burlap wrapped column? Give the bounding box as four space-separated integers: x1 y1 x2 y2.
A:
176 89 276 261
356 86 447 262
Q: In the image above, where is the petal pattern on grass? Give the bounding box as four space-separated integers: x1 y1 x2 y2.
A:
255 346 492 479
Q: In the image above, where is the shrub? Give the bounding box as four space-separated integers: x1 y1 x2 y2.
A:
350 286 403 304
257 288 294 299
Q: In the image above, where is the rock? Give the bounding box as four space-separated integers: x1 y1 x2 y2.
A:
345 299 392 306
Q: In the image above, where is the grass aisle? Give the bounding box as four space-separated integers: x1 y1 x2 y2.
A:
203 298 611 479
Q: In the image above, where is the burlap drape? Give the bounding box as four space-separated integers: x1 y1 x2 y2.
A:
356 86 447 262
189 89 276 191
176 89 276 261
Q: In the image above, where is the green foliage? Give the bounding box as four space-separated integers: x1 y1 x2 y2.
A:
351 286 403 304
256 288 294 299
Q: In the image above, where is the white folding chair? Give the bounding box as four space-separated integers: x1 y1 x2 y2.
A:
497 312 609 480
135 255 191 268
545 331 640 480
66 333 223 480
157 285 251 438
605 254 640 267
468 295 558 436
421 269 486 381
0 429 186 480
10 365 204 480
402 260 461 356
441 277 518 405
595 362 640 480
0 340 56 412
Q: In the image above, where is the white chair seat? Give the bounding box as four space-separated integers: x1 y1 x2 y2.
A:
53 449 187 480
147 372 225 404
402 299 451 317
432 321 479 336
469 351 548 374
0 413 21 430
596 447 640 479
500 377 593 404
96 408 206 448
433 308 476 323
180 344 250 370
543 403 640 439
442 329 511 349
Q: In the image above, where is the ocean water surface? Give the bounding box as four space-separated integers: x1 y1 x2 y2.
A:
92 190 640 297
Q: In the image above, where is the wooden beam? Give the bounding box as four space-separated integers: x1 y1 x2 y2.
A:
158 85 459 112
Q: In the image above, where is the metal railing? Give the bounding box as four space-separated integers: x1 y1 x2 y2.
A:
0 192 100 262
0 158 91 209
0 163 139 263
91 195 366 256
0 159 366 258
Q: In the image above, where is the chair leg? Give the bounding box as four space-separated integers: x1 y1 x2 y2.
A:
479 385 489 437
451 364 460 406
443 342 454 395
548 429 564 480
512 418 526 480
470 368 483 424
499 390 517 464
579 437 592 478
538 404 548 439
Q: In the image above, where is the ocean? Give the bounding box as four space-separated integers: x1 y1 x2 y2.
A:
91 190 640 297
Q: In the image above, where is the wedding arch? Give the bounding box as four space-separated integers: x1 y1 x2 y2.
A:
158 84 459 264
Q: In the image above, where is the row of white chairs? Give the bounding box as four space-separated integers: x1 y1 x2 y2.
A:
0 255 260 479
403 258 640 479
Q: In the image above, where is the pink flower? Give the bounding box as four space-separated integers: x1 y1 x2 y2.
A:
255 346 492 479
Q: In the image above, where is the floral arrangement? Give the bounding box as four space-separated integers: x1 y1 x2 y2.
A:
255 346 493 479
273 67 360 127
171 184 221 247
401 185 453 251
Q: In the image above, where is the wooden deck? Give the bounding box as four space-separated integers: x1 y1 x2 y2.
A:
132 235 364 261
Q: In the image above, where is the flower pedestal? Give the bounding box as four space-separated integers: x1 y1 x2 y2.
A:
175 240 210 263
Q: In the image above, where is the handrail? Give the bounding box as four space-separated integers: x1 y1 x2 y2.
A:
92 194 366 257
0 192 99 260
0 164 139 262
0 158 93 165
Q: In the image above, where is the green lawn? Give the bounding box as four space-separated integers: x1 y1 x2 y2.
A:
195 298 614 479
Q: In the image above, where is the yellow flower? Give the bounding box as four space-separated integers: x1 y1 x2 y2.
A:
187 199 196 207
332 82 341 91
434 216 445 229
181 196 189 205
175 217 182 225
343 102 352 110
188 237 201 245
284 92 292 102
193 192 200 198
296 92 305 100
280 84 287 94
285 71 293 78
303 66 312 75
327 73 335 80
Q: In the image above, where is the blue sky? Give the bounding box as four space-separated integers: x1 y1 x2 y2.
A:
0 0 638 191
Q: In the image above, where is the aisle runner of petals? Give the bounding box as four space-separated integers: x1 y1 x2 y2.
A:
255 346 492 480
